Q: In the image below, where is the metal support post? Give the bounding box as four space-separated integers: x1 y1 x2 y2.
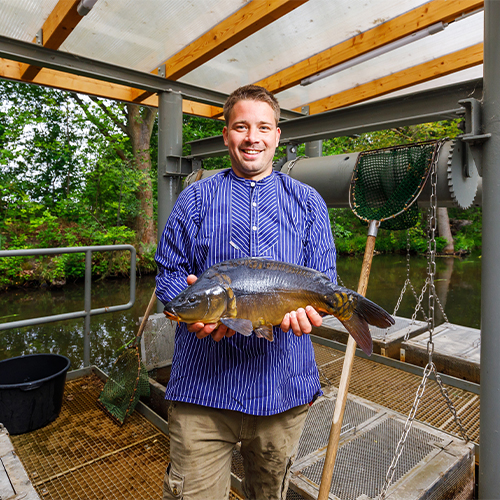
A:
479 1 500 497
305 140 323 158
84 250 92 367
157 90 183 312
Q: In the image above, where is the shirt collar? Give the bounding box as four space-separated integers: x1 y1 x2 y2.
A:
228 168 276 186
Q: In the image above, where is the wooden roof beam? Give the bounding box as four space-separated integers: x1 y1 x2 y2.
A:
2 58 223 118
20 0 84 81
297 43 483 115
255 0 483 93
132 0 308 103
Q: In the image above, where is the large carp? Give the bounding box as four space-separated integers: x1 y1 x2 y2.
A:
163 258 394 355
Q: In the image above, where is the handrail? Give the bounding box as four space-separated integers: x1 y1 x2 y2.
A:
0 245 136 366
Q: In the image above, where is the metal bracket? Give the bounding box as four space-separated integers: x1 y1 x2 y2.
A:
164 155 194 177
35 29 43 46
286 143 298 162
157 64 166 78
457 98 491 176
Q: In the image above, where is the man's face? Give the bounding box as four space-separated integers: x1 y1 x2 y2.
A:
222 99 281 181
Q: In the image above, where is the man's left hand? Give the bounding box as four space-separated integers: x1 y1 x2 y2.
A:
280 306 323 336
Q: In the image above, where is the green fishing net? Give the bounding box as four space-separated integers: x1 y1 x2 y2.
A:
98 345 150 424
350 141 441 230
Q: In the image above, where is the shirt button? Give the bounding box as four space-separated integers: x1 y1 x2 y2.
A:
250 182 255 187
252 202 257 207
252 226 257 231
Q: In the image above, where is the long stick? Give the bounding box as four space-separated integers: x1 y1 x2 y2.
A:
318 221 379 499
132 288 158 348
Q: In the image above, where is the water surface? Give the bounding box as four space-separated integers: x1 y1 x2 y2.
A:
0 254 481 372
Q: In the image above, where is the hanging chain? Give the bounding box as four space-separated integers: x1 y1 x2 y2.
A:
379 139 469 499
379 363 433 498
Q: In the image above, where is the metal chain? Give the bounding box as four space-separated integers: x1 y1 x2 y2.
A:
404 278 430 341
379 139 469 499
379 363 433 498
433 369 470 442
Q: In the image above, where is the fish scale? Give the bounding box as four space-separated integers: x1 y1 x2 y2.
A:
163 258 395 356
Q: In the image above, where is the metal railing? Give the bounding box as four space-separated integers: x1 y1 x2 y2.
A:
0 245 136 366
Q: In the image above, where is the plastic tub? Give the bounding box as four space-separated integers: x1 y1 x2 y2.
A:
0 353 71 435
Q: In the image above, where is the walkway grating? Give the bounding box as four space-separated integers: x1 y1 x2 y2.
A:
10 374 243 500
313 342 480 443
9 341 478 500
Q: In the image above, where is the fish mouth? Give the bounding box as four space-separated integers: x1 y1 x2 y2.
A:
163 309 180 322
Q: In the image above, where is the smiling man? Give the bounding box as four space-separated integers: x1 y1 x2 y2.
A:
155 85 337 499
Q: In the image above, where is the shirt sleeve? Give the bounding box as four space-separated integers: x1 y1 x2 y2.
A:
154 186 200 305
304 189 337 284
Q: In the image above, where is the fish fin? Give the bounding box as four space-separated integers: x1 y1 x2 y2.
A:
254 325 274 342
338 314 373 356
357 296 395 329
220 318 253 337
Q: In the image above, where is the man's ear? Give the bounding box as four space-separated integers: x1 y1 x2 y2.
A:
222 126 229 146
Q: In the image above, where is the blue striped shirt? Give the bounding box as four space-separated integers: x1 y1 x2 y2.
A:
155 168 336 416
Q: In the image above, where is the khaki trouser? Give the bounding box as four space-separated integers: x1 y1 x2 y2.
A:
162 401 309 500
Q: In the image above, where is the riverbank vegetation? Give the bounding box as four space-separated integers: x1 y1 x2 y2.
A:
0 81 481 290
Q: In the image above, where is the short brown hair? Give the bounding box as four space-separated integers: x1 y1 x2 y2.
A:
223 85 280 125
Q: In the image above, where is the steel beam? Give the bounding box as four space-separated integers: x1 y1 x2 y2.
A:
479 1 500 497
188 79 483 158
0 34 302 119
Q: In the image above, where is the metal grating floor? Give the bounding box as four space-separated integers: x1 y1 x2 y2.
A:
10 374 243 500
313 342 480 443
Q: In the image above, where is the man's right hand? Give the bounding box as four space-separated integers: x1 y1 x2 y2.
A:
185 274 236 342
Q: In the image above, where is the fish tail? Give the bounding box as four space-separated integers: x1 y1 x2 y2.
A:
336 294 395 356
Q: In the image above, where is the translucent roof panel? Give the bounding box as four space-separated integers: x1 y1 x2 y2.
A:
0 0 59 41
0 0 485 116
179 0 429 94
276 10 484 110
60 0 246 73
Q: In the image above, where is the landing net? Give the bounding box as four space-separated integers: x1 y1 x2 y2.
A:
349 141 442 230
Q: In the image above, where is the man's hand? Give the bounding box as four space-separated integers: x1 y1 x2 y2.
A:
280 306 323 336
184 274 236 342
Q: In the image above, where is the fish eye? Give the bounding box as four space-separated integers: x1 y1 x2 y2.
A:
188 297 196 303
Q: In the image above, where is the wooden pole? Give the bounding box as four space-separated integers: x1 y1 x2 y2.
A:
318 222 379 499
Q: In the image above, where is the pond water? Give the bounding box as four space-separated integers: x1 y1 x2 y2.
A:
0 253 481 372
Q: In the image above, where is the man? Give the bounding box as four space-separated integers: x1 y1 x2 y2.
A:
155 85 336 499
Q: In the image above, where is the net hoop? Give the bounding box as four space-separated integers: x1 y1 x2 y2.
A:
349 140 445 230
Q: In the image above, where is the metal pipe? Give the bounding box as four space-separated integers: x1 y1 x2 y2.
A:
479 1 500 496
185 141 482 209
84 250 92 367
157 91 183 312
0 245 136 334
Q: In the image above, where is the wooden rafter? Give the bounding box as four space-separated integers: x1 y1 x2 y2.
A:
297 43 483 115
254 0 483 93
1 58 223 118
131 0 308 103
21 0 83 81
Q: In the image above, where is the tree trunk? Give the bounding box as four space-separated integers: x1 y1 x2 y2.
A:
437 207 454 254
126 104 157 248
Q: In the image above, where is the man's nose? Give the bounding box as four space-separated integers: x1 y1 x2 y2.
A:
245 126 259 143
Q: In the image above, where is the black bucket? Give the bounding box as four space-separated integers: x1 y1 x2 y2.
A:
0 353 71 435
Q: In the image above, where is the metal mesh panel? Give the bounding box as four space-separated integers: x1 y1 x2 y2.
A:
140 313 176 371
313 342 480 443
11 375 167 499
297 397 377 460
425 452 474 500
350 141 440 230
300 417 441 500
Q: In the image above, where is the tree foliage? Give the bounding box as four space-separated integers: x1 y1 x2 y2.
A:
0 79 481 289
